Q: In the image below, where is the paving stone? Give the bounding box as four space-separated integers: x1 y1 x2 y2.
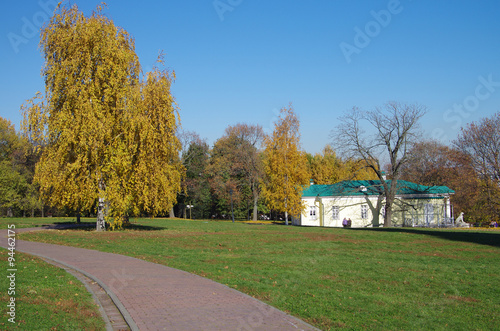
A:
0 227 318 331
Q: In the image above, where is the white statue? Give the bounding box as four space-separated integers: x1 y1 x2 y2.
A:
455 212 469 227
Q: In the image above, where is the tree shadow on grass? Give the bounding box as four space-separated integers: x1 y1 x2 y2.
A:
123 223 165 231
41 222 166 231
348 227 500 248
41 222 96 231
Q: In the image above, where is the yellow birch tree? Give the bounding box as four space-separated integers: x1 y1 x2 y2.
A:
308 145 377 184
21 3 183 230
261 104 309 224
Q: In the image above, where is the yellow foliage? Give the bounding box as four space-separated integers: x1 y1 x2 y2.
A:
261 104 309 218
21 3 184 229
308 145 377 184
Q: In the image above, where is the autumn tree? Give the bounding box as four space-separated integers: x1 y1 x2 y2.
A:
400 140 483 223
0 117 26 216
308 145 376 184
179 131 211 219
0 117 41 217
454 112 500 222
21 3 183 230
208 124 264 220
261 105 309 225
333 102 426 227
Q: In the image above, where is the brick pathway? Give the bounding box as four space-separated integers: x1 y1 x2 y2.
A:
0 227 319 331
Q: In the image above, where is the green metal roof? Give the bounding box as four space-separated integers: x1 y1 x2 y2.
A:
302 180 454 198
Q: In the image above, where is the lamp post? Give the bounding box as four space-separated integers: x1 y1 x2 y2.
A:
187 204 193 219
229 188 235 223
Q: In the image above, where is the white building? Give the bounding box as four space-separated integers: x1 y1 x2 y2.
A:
296 180 454 228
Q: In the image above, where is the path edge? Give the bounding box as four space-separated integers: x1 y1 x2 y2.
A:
18 249 139 331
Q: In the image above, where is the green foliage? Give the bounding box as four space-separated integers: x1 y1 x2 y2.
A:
181 136 212 218
207 124 264 220
0 117 40 217
0 161 27 212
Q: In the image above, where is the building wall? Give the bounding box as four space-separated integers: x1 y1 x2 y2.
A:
398 198 451 227
301 196 384 227
300 195 450 227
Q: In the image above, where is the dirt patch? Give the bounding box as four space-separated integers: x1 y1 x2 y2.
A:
256 232 303 243
446 295 480 303
302 233 344 242
321 274 338 281
382 249 461 260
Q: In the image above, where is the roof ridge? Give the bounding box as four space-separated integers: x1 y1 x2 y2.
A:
302 179 454 197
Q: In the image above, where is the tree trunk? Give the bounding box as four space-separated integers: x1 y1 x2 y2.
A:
76 208 81 223
285 211 289 226
252 183 259 221
253 196 258 221
384 195 394 227
384 206 392 227
169 207 175 218
382 178 397 227
96 197 107 231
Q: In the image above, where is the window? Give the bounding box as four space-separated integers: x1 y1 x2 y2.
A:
361 205 368 220
424 203 434 224
332 206 339 220
309 206 317 219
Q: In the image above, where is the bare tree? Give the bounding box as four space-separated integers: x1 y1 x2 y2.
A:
454 112 500 183
454 112 500 218
332 102 427 227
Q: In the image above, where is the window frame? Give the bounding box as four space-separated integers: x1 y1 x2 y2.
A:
361 204 368 220
309 206 317 219
332 206 340 220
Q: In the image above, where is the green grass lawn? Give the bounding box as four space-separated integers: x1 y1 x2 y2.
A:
0 216 84 229
3 217 500 330
0 250 106 330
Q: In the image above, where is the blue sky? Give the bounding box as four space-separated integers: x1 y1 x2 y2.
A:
1 0 499 154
